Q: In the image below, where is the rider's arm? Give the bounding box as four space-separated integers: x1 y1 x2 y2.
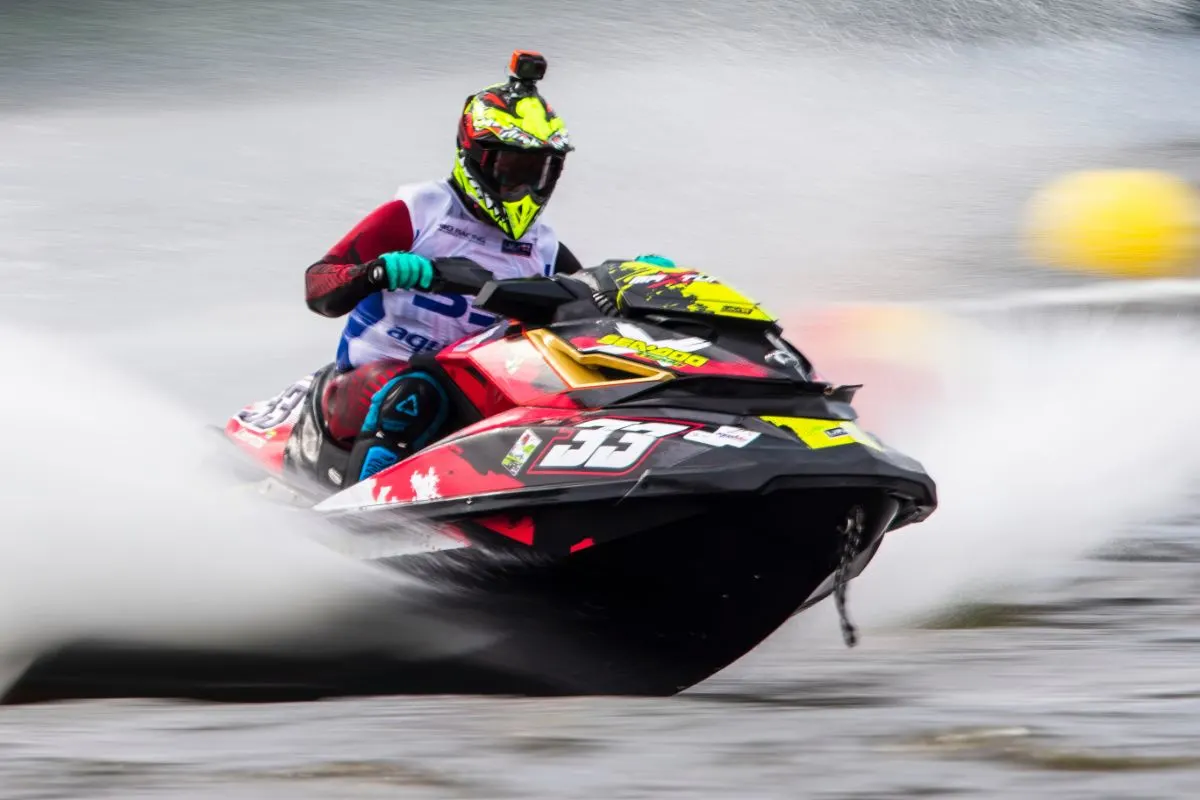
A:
305 200 415 317
551 242 583 275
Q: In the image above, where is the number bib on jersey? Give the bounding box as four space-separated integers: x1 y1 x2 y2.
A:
336 180 561 371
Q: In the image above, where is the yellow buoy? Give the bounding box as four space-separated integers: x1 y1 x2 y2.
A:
1024 169 1199 278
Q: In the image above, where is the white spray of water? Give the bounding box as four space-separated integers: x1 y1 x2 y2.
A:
837 310 1200 629
3 304 1198 692
0 325 480 693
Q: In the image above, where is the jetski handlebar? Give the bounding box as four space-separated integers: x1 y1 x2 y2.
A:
422 256 576 326
427 257 496 296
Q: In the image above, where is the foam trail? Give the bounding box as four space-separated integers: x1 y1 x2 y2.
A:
0 325 470 690
841 311 1200 628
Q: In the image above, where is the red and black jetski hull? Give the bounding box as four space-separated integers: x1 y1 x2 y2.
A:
4 483 908 703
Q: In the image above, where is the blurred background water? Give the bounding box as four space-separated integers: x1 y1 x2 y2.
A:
2 1 1199 797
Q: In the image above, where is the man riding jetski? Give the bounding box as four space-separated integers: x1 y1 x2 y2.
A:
22 248 940 702
304 49 671 481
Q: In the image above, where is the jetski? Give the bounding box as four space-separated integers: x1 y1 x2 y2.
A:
6 258 936 703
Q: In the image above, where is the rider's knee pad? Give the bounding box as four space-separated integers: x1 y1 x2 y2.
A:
360 371 450 450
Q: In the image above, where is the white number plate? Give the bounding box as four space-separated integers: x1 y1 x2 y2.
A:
532 418 689 472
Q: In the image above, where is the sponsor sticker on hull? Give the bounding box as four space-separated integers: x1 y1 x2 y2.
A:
683 425 761 449
502 429 543 475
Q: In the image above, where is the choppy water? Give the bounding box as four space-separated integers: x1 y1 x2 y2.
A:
6 518 1200 800
2 1 1200 797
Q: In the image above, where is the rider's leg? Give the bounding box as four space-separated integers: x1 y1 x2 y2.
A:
322 360 410 442
344 369 451 481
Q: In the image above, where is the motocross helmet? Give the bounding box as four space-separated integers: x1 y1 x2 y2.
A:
452 50 573 241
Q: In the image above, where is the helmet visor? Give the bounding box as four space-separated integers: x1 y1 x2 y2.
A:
480 149 565 202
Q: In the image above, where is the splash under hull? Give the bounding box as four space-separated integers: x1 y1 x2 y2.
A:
4 488 897 703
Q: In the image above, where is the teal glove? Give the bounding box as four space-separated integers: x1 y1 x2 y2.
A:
376 251 433 291
634 253 675 267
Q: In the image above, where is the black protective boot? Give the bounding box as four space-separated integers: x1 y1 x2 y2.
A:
344 369 451 483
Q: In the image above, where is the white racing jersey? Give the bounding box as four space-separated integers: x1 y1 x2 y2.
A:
336 180 560 370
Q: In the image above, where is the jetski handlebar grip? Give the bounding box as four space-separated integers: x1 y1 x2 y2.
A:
428 257 496 295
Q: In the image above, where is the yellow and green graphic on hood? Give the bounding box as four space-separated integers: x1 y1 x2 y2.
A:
609 262 777 322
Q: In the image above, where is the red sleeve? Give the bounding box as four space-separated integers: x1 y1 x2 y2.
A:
305 200 416 318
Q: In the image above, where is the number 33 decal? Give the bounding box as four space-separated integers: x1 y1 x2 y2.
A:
533 419 689 472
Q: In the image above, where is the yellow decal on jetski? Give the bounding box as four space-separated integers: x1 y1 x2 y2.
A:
596 333 710 367
758 416 884 451
612 262 777 322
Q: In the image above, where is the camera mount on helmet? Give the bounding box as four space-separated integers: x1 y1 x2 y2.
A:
508 50 548 85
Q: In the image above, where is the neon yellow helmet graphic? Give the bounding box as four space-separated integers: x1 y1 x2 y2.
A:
451 50 573 241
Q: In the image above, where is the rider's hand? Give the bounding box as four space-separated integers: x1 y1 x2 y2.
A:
634 253 675 267
369 252 434 291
